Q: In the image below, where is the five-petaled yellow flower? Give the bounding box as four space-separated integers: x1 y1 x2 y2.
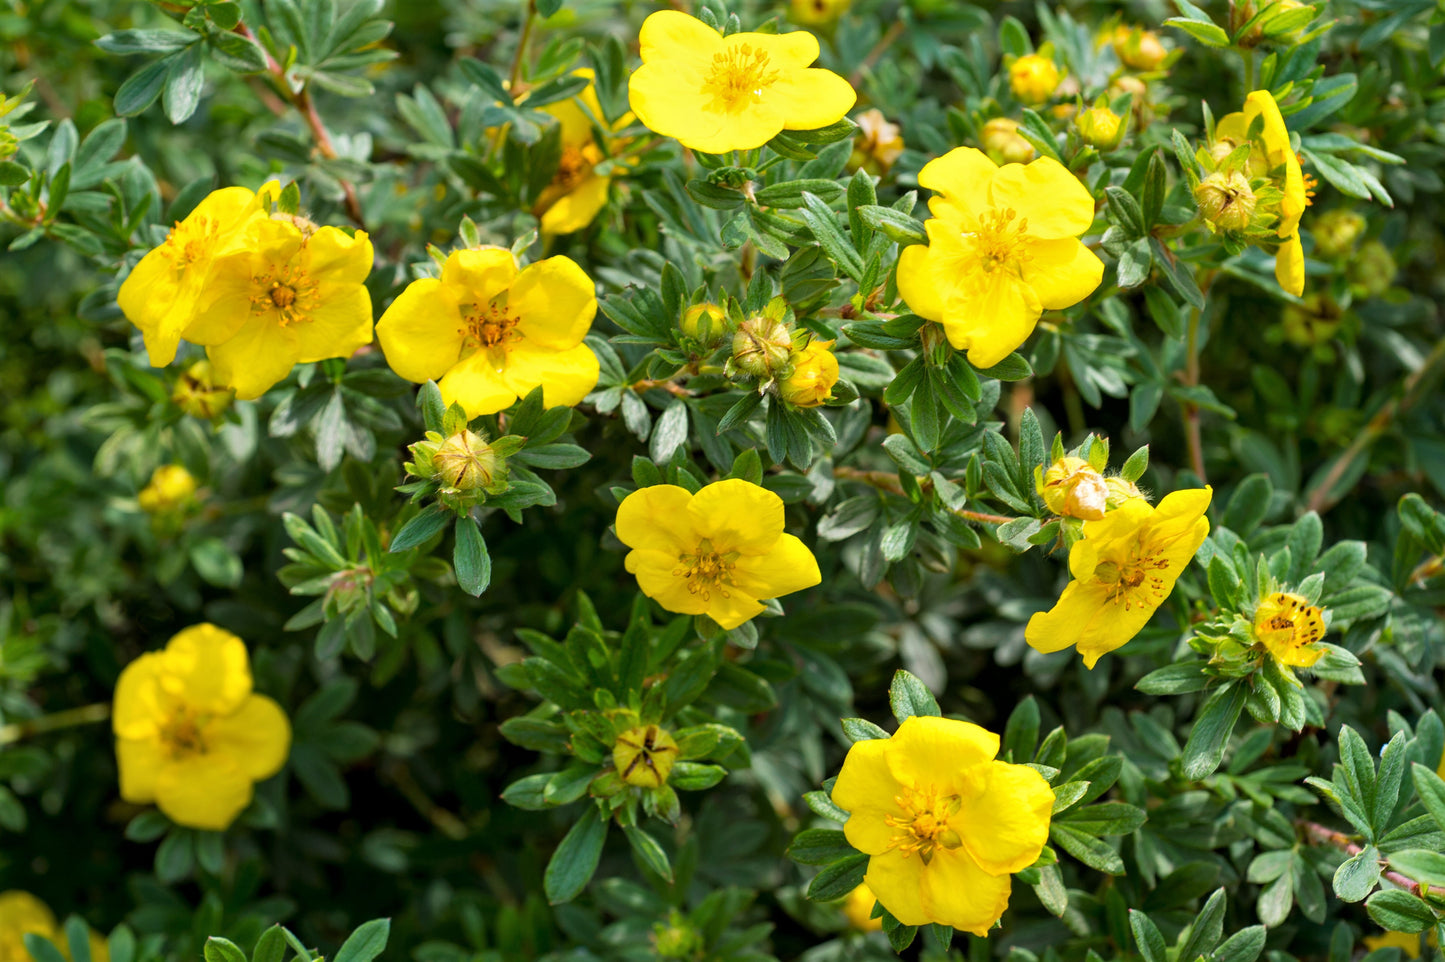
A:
897 148 1104 368
376 248 599 418
627 11 856 154
118 185 268 367
614 478 821 630
1254 592 1326 668
1026 487 1212 668
1216 90 1306 296
534 69 634 235
113 624 291 832
831 716 1054 935
779 338 839 408
202 217 375 400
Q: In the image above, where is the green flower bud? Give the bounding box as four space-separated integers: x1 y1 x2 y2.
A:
729 315 793 380
1194 170 1257 232
434 429 507 493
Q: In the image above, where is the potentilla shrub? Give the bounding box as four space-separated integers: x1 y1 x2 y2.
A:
1 0 1443 960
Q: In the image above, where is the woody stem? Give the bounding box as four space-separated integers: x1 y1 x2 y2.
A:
1299 821 1439 897
508 0 538 92
1182 306 1207 482
0 703 111 746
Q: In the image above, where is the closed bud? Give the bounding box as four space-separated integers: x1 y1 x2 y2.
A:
651 912 705 958
1281 294 1342 348
613 724 679 788
680 302 726 341
730 315 793 380
1195 170 1257 232
1039 457 1109 521
790 0 849 26
778 339 839 408
981 117 1036 166
1009 54 1061 106
138 465 199 516
1112 26 1168 71
1313 209 1366 259
1350 240 1396 298
172 361 234 421
434 430 506 493
1077 106 1124 149
850 108 905 175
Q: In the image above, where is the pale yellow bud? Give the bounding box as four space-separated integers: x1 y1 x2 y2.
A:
613 724 679 788
1077 106 1124 150
981 118 1036 166
434 430 504 491
1195 170 1257 232
1039 457 1108 521
730 316 793 379
1009 54 1061 106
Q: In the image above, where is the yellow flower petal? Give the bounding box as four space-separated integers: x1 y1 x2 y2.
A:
627 62 733 153
112 652 167 740
1024 580 1113 656
157 624 254 715
0 891 58 947
702 591 769 630
626 548 711 616
862 850 928 926
206 694 292 781
509 256 597 349
154 753 253 831
438 349 518 418
291 283 373 364
179 252 256 346
116 735 163 804
917 848 1013 937
988 158 1096 239
942 270 1043 369
730 533 822 600
957 761 1054 874
765 68 858 133
884 715 998 791
376 278 467 383
500 342 600 409
742 28 822 68
441 247 518 302
919 147 997 225
615 485 697 555
686 478 785 555
1276 233 1305 297
539 173 611 235
638 9 724 61
831 738 901 854
304 227 374 284
1214 110 1247 146
895 240 947 323
1024 237 1105 311
119 251 190 366
206 317 301 400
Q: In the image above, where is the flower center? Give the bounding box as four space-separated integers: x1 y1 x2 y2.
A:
965 207 1031 275
159 709 208 760
553 145 597 192
251 263 318 326
166 217 217 269
1092 548 1170 611
460 294 523 358
1255 593 1325 654
701 43 780 113
270 285 297 309
883 785 963 865
673 537 739 601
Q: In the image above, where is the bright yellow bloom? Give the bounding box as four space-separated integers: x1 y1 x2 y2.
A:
1216 91 1306 296
791 0 850 26
1026 487 1212 668
1009 54 1060 105
137 464 198 515
113 624 291 832
680 302 727 340
1038 456 1108 520
840 883 883 932
612 724 679 788
533 69 634 235
627 11 856 154
1254 592 1326 667
614 479 821 630
897 148 1104 368
198 217 374 400
830 716 1054 935
779 339 838 408
118 186 268 367
376 248 599 418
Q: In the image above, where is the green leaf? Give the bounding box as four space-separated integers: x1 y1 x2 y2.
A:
1180 681 1246 779
1333 844 1382 902
23 936 67 962
805 852 868 901
623 825 672 881
333 919 390 962
203 939 248 962
453 517 491 597
389 507 451 552
1129 910 1167 962
888 669 940 722
96 29 198 54
1050 823 1124 874
1365 890 1437 934
800 192 863 281
1411 763 1445 834
856 204 927 245
1136 661 1211 695
162 44 206 124
787 828 856 865
1164 16 1231 46
544 805 608 903
115 57 173 117
841 717 890 742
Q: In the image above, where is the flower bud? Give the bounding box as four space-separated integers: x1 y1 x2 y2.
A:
171 361 234 421
1312 209 1366 259
1077 106 1124 150
730 315 793 380
850 108 905 175
1105 476 1147 509
981 118 1035 166
1194 170 1257 232
1281 294 1342 348
138 465 199 515
434 429 507 493
680 302 726 341
778 339 839 408
1039 457 1109 521
612 724 679 788
790 0 849 26
1112 26 1168 71
1009 54 1060 106
1350 240 1397 298
651 912 705 958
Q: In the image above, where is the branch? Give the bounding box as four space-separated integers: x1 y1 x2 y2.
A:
630 378 693 397
1300 821 1441 897
832 467 1014 524
0 703 110 746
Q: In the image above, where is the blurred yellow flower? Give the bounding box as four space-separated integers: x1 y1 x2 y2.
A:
200 218 375 400
1363 930 1437 959
980 117 1035 165
118 186 267 367
790 0 850 26
1216 91 1306 296
897 148 1103 368
614 479 821 629
779 338 838 408
1009 54 1060 105
1110 26 1167 71
1254 592 1326 668
533 69 633 235
171 360 234 421
840 883 883 932
137 464 198 515
627 11 856 153
1077 105 1124 150
850 108 904 175
113 624 291 832
1026 487 1212 668
830 716 1053 935
376 248 599 418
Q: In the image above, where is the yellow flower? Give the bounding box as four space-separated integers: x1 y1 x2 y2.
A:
1111 26 1168 71
1026 487 1212 668
118 187 274 367
980 118 1035 165
0 894 108 962
779 339 839 407
1009 54 1060 105
612 724 679 788
1215 91 1306 296
171 360 234 420
627 11 856 153
614 479 821 630
533 69 633 235
850 108 904 175
1254 592 1326 668
680 302 727 340
791 0 850 26
1077 105 1124 150
840 883 883 932
1363 930 1437 959
197 217 374 400
830 716 1054 935
376 248 599 418
137 464 198 515
113 624 291 832
897 148 1104 368
1038 456 1108 520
